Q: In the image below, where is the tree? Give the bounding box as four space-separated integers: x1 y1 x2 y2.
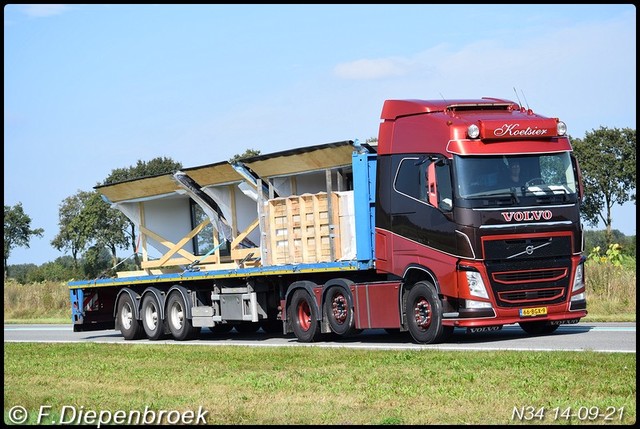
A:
572 127 636 244
4 203 44 279
83 191 130 268
229 149 261 163
103 156 183 185
51 190 94 269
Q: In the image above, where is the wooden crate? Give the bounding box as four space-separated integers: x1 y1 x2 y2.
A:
264 192 342 265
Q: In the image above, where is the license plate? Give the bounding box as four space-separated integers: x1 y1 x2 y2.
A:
519 307 547 317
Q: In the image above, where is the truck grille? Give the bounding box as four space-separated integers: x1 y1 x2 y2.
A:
484 258 571 308
492 268 567 283
498 287 565 304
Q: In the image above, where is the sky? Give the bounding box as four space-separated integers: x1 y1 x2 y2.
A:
4 4 637 266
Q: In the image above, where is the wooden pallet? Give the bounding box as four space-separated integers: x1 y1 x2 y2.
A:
264 192 342 265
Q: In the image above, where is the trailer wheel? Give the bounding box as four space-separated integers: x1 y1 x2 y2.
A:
166 292 199 341
324 285 358 337
405 281 453 344
117 293 144 340
288 289 321 342
519 321 560 335
141 294 165 341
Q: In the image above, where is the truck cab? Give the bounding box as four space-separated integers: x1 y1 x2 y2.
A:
374 98 587 340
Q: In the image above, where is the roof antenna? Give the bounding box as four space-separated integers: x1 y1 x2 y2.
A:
520 89 530 111
439 92 448 103
513 87 523 108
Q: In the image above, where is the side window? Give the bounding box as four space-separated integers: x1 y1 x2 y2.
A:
395 158 428 202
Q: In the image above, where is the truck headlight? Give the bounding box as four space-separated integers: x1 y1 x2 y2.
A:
571 292 586 302
466 271 489 299
572 263 584 292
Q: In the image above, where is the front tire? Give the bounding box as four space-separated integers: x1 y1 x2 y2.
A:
166 292 199 341
117 293 144 340
405 281 453 344
288 289 321 342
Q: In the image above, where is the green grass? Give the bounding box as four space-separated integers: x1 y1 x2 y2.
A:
4 343 636 425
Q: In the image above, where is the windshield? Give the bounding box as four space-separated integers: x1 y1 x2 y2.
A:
455 153 577 199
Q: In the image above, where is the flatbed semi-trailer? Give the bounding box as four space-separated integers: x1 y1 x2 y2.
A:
69 98 587 344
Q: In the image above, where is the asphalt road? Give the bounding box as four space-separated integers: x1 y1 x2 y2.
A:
4 322 636 353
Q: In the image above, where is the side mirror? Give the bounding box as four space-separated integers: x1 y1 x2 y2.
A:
570 153 584 199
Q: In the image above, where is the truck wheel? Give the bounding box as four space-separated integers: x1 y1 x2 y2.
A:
323 285 358 336
288 289 321 342
405 281 453 344
166 292 199 341
141 294 165 340
117 293 144 340
519 321 559 335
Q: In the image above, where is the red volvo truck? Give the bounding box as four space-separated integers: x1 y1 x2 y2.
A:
69 97 587 344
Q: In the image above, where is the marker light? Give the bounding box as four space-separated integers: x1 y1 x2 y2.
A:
467 124 480 139
557 121 567 136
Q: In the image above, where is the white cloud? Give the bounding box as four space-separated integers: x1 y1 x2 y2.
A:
23 4 69 17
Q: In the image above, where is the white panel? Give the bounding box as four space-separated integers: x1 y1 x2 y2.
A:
143 197 194 257
336 191 356 260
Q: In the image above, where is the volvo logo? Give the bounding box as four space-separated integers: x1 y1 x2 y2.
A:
501 210 553 222
507 241 552 259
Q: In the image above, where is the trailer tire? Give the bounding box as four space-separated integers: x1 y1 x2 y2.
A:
323 285 358 337
141 294 165 341
166 292 199 341
117 293 144 340
289 289 321 342
405 281 453 344
519 321 559 335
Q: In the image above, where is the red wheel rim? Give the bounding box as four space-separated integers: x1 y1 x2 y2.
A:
297 300 312 331
413 298 432 331
331 293 348 325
